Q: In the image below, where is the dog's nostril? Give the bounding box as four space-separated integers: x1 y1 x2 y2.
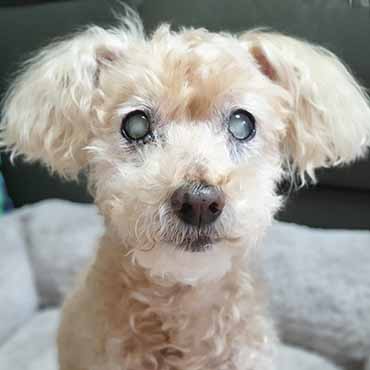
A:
170 184 225 226
181 202 193 216
209 202 221 214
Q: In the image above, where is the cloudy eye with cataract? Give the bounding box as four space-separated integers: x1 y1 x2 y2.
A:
121 110 151 141
227 110 256 141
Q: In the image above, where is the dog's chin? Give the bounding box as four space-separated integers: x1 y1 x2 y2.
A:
177 236 213 253
132 238 242 286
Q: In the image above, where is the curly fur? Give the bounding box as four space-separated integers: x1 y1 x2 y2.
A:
1 11 370 370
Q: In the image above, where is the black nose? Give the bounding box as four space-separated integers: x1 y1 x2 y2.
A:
170 184 225 227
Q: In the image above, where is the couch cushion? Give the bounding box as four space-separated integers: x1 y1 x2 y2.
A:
0 212 38 345
263 221 370 369
316 154 370 192
25 200 103 306
0 307 341 370
278 186 370 230
276 344 342 370
8 199 369 368
0 309 60 370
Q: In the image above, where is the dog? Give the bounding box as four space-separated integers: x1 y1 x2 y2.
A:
1 10 370 370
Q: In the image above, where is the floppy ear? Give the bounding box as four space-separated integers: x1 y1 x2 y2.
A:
0 24 135 178
241 31 370 180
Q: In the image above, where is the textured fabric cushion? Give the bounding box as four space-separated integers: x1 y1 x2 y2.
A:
0 307 341 370
0 309 59 370
276 344 342 370
1 200 369 369
26 200 103 306
263 221 370 369
0 212 38 345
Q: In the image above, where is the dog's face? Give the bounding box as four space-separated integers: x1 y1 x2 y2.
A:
2 19 370 284
88 28 286 283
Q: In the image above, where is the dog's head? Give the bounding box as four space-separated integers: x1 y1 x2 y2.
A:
2 15 370 284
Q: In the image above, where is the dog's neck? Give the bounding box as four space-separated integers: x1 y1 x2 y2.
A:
90 232 270 370
103 228 259 292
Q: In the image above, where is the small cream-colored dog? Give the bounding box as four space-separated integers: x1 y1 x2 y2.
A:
1 11 370 370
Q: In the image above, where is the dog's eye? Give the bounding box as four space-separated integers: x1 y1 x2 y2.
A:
121 110 151 141
227 110 256 141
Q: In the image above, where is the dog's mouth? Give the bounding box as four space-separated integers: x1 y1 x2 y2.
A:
159 214 241 253
161 232 216 253
162 234 241 253
180 235 213 252
159 221 243 252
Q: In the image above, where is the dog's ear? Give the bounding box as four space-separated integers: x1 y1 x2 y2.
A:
240 31 370 180
0 24 136 178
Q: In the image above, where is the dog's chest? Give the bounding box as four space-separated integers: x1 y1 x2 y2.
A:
104 279 246 370
92 242 272 370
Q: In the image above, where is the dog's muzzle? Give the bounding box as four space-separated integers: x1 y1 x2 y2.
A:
170 183 225 227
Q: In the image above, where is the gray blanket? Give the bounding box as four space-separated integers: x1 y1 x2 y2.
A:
1 200 369 370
